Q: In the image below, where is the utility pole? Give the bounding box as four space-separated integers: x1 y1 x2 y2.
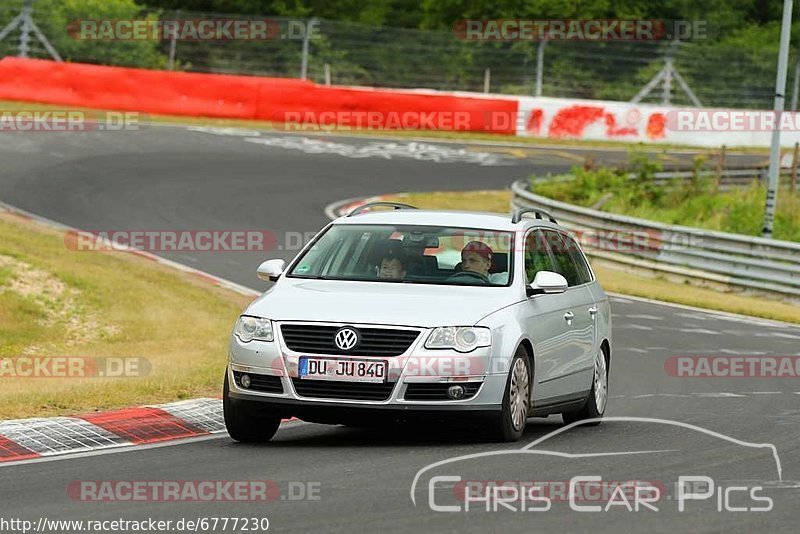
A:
763 0 794 238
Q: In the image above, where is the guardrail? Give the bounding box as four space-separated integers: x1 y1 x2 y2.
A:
511 178 800 300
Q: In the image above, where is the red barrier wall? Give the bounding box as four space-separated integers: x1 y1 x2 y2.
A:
0 58 517 134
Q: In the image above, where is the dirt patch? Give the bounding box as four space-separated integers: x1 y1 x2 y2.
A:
0 254 119 350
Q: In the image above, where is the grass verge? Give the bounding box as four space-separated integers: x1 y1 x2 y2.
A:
381 190 800 325
0 211 252 419
532 164 800 242
0 99 766 153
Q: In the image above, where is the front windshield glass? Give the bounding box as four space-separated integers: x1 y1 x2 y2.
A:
288 224 514 287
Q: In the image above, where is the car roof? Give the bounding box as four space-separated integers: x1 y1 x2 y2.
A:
334 209 562 232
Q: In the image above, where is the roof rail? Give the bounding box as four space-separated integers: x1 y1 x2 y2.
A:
347 202 418 217
511 208 558 224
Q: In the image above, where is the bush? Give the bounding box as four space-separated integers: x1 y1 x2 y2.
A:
529 154 800 242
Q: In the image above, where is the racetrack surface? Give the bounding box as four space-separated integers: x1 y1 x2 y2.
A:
0 127 797 533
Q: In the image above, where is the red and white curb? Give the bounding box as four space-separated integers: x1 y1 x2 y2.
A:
0 398 226 464
323 194 390 220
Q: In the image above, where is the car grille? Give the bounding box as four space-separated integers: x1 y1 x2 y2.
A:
233 371 284 394
404 382 482 401
291 379 395 401
280 324 419 356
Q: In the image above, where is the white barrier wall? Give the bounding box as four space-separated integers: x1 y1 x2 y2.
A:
514 96 800 147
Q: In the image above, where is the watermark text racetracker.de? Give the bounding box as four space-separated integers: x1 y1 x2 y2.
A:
665 355 800 378
452 19 710 41
0 356 149 378
68 480 321 502
64 230 318 253
69 18 319 41
665 110 800 131
0 111 140 132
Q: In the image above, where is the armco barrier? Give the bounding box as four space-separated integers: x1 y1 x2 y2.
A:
0 58 518 133
510 179 800 300
6 57 800 146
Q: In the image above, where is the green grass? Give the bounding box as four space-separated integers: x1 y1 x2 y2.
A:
531 166 800 242
0 212 252 419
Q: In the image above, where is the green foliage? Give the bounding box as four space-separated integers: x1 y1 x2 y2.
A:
12 0 168 68
530 154 800 242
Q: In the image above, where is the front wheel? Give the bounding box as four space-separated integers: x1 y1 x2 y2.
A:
562 347 608 426
485 347 531 442
223 369 281 442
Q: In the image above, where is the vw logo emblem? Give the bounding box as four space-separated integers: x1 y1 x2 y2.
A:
334 327 359 351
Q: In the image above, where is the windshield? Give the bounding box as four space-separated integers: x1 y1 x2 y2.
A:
288 224 514 287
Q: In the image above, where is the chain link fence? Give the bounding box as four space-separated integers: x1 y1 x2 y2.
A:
0 0 796 110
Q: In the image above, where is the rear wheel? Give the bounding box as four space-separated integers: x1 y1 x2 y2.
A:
223 369 281 442
562 347 608 426
485 347 531 442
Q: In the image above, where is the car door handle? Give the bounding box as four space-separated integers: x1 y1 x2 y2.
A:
564 311 574 324
588 306 598 317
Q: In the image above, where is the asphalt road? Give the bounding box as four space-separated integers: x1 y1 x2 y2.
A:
0 126 797 533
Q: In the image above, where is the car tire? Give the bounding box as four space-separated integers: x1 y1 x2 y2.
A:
485 346 531 442
562 347 609 426
223 369 281 442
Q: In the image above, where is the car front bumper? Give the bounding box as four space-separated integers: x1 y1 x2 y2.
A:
227 323 509 422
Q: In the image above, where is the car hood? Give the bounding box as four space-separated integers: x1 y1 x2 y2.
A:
246 278 521 327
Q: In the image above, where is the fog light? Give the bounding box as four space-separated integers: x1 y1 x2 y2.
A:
446 384 465 400
240 374 251 389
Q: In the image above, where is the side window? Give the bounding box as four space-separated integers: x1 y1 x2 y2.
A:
564 235 593 284
524 230 555 283
543 231 582 286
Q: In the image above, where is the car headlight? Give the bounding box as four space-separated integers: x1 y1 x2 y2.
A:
425 326 491 352
234 315 274 343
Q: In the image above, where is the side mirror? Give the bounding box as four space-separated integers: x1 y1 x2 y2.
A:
527 271 568 296
257 259 286 282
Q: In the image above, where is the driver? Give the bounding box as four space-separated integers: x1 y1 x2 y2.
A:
461 241 508 284
378 249 406 281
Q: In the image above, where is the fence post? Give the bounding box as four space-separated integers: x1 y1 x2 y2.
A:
324 63 331 85
300 18 314 80
535 39 547 97
167 10 179 71
792 60 800 111
791 142 799 192
715 145 726 190
483 68 490 93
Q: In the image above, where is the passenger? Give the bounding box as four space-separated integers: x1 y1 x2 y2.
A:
378 249 406 281
460 241 508 284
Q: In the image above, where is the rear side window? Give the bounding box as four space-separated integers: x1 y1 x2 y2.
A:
564 235 594 284
542 231 591 286
524 230 556 283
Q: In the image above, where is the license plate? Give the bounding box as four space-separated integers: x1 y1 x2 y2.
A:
299 357 387 383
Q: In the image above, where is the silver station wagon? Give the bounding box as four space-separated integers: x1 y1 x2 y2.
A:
224 203 612 442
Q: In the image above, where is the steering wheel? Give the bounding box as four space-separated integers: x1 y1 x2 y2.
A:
447 270 489 285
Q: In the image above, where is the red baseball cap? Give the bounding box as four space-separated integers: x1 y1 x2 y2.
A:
462 241 493 260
